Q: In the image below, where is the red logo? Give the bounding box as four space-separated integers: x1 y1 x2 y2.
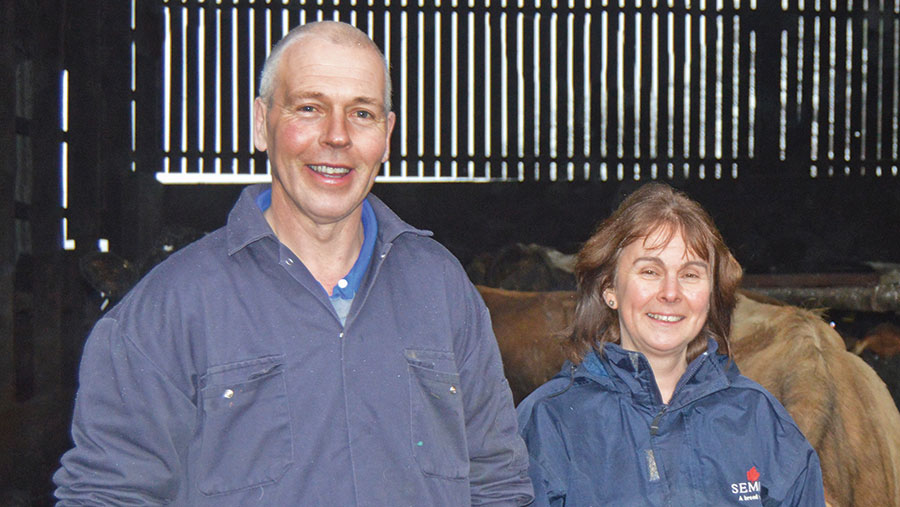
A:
747 466 760 482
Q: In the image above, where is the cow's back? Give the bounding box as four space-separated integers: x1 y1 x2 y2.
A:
732 293 900 507
478 285 573 405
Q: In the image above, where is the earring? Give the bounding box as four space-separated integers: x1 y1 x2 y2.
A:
608 299 616 309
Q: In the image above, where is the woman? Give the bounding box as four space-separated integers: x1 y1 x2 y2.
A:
517 183 825 506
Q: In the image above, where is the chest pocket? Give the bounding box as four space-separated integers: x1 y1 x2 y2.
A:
405 348 470 480
197 355 293 496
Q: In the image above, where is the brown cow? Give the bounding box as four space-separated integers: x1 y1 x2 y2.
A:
478 287 574 405
479 285 900 507
853 322 900 357
478 286 573 405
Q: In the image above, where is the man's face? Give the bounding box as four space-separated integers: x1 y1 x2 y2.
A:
254 37 395 228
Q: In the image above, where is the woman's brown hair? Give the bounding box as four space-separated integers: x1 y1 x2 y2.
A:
568 183 743 364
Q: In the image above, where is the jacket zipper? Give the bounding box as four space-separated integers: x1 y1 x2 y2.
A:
648 350 710 436
646 405 667 483
650 405 667 436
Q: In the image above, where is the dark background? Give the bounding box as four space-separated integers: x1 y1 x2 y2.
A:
162 177 899 275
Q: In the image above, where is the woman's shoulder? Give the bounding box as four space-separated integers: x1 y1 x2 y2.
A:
718 373 813 440
517 361 621 431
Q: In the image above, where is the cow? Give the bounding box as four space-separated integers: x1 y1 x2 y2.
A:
478 287 574 406
478 286 574 405
853 322 900 357
479 285 900 507
467 243 577 292
850 321 900 427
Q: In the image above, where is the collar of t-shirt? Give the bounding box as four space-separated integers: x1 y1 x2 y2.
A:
255 188 378 300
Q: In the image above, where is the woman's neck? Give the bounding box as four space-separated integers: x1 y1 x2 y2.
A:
647 354 688 404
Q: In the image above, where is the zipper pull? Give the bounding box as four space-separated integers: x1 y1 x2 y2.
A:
650 406 667 436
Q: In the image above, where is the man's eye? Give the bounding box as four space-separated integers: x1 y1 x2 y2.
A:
355 110 373 119
298 105 316 113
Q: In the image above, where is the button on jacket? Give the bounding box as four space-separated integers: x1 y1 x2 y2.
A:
517 339 825 506
54 184 533 506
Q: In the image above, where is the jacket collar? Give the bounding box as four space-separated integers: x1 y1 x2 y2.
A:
224 184 431 256
225 184 276 255
574 337 736 410
366 193 433 250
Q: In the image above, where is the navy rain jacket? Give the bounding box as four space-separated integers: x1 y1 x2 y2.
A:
517 338 826 506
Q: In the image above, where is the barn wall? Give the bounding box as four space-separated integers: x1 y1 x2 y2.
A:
159 176 900 276
3 0 71 404
1 0 16 400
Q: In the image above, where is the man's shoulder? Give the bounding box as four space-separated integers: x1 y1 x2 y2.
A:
377 221 464 276
110 227 230 312
391 230 454 256
145 227 229 281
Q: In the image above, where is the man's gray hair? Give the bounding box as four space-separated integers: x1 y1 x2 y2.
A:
257 21 392 112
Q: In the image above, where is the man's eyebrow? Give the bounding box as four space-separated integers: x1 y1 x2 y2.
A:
285 91 382 107
352 96 381 106
285 91 326 102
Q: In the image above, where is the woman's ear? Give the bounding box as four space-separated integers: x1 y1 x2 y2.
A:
603 288 617 309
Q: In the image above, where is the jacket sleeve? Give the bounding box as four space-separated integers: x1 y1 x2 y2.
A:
53 317 196 505
456 284 535 506
518 398 568 507
779 448 827 506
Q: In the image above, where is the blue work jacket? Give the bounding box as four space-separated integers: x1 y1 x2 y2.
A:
517 339 826 506
54 184 533 506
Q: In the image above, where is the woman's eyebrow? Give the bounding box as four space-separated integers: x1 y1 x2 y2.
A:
631 257 709 270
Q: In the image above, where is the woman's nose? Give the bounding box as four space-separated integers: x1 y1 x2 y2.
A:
658 275 682 302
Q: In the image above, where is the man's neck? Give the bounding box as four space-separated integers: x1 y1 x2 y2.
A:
264 204 365 295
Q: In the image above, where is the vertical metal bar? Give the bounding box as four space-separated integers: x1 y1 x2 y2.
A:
235 3 250 174
422 9 437 178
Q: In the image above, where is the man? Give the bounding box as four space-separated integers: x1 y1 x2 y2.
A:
54 21 533 506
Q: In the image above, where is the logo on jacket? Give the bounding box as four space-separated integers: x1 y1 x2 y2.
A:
731 466 761 501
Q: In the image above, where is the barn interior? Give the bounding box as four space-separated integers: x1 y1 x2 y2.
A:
3 1 900 505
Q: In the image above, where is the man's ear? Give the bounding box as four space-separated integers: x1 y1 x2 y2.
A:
253 97 269 152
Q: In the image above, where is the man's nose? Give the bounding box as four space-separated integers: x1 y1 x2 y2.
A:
322 114 351 147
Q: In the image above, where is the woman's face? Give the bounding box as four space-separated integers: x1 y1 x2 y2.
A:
603 228 712 365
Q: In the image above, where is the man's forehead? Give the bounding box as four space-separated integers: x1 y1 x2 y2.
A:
277 40 386 98
288 60 382 81
286 37 383 72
